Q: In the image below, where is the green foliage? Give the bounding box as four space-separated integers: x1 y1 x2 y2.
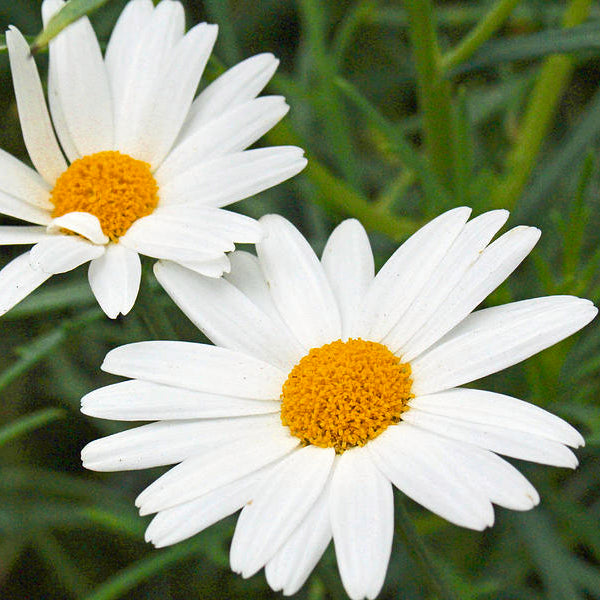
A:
0 0 599 599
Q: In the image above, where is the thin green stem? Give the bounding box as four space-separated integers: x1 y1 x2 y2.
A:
441 0 521 73
491 0 592 209
403 0 457 195
395 497 460 600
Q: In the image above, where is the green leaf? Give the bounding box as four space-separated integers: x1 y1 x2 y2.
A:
31 0 112 53
0 308 102 392
516 86 600 221
449 21 600 76
0 408 65 448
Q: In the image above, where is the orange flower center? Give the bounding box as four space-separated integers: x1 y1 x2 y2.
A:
280 338 414 453
50 151 159 242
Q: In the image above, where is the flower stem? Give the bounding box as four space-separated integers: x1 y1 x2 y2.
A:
491 0 592 209
395 496 460 600
403 0 457 196
441 0 521 73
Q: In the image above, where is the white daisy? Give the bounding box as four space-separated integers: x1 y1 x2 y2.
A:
81 208 597 599
0 0 306 318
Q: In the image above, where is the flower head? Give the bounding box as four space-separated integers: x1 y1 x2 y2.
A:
0 0 306 318
81 208 597 599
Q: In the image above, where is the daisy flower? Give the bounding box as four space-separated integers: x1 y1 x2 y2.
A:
81 208 597 599
0 0 306 318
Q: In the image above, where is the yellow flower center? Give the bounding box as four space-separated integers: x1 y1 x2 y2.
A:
280 338 414 453
50 151 159 242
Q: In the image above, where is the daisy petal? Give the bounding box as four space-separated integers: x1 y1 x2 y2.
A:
88 244 141 318
182 53 279 138
158 96 290 181
158 147 307 207
411 431 540 511
121 206 260 263
136 430 299 515
356 207 471 341
230 445 335 578
81 414 282 471
265 484 332 596
0 251 52 316
154 261 303 369
0 190 52 225
411 296 598 395
29 235 104 275
225 251 279 315
145 463 273 548
48 212 108 244
410 388 584 448
384 209 509 353
105 0 154 110
401 410 578 467
81 380 279 421
403 225 541 361
6 27 67 183
113 0 184 159
117 23 218 168
330 449 394 600
0 148 52 209
321 219 375 339
257 214 342 348
368 424 494 530
42 0 113 156
177 255 231 278
0 226 47 245
102 341 286 399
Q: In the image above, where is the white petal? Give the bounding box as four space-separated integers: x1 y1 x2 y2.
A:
0 251 52 316
120 205 261 263
29 235 104 275
402 225 541 361
6 27 67 183
112 0 184 159
355 207 471 341
265 483 331 596
330 449 394 600
81 413 282 471
181 53 279 138
401 409 579 467
136 430 299 515
47 212 108 244
43 0 114 155
158 96 290 182
256 214 341 349
411 296 598 395
0 148 52 209
154 261 303 369
226 251 280 316
117 23 217 168
385 426 540 511
0 226 47 245
226 251 296 338
158 146 307 208
81 379 279 421
102 341 286 399
368 423 494 530
230 445 335 578
176 255 231 278
384 209 509 353
0 190 52 225
410 388 584 448
145 463 273 548
105 0 154 111
88 244 141 318
321 219 374 339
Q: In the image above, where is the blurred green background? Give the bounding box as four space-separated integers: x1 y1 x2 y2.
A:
0 1 600 598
